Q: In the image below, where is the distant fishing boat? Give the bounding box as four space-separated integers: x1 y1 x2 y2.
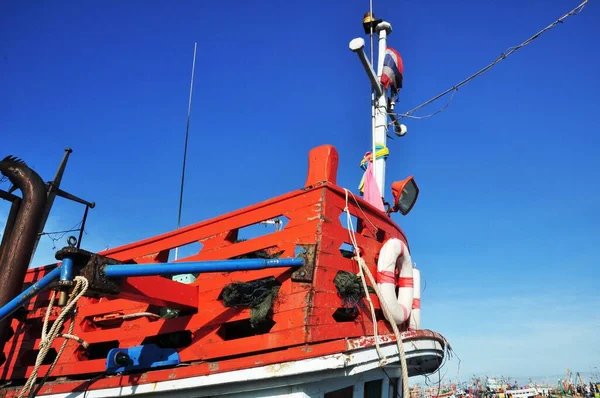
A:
504 387 543 398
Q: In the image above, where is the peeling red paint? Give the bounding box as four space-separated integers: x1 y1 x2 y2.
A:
0 145 444 398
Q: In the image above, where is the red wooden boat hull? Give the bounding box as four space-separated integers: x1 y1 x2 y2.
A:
0 145 445 397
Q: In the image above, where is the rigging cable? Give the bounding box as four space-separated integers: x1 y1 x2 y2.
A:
393 0 589 121
175 42 198 261
40 220 83 250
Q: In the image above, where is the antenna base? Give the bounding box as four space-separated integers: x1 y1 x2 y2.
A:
362 12 383 34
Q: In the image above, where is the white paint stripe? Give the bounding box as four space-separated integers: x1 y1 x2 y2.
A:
37 338 444 397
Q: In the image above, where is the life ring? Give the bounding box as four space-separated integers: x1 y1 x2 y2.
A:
409 267 421 330
376 238 414 325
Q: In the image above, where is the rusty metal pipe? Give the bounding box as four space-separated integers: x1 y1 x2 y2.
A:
0 156 47 349
0 197 21 265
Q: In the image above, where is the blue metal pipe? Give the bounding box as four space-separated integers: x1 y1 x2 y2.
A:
60 257 74 281
0 258 304 322
0 266 61 322
103 258 304 278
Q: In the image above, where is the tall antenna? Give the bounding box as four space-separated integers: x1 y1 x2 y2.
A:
175 42 197 261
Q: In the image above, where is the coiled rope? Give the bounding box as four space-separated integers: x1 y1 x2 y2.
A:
343 188 410 398
19 276 89 398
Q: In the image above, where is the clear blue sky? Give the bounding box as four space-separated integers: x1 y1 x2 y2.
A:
1 0 598 383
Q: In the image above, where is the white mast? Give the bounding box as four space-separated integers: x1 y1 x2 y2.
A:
350 20 394 197
373 22 392 194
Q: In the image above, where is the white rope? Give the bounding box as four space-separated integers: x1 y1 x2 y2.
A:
122 312 161 320
19 276 89 398
60 333 90 348
343 188 410 398
343 189 388 365
355 256 410 398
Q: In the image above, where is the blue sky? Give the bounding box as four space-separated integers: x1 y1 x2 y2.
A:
1 0 598 382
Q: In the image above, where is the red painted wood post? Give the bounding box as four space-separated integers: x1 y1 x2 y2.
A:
305 145 339 187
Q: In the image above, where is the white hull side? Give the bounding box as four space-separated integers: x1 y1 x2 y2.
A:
38 336 444 398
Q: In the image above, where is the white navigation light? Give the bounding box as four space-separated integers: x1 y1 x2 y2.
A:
349 37 365 52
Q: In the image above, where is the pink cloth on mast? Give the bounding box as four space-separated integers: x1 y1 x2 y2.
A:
363 162 385 212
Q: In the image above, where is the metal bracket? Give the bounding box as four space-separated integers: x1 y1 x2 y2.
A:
54 246 122 296
105 343 181 375
291 244 317 283
80 254 122 296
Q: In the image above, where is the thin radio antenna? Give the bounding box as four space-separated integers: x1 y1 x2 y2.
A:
175 41 197 261
369 0 374 65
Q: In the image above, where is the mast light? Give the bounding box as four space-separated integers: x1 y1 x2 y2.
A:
391 176 419 216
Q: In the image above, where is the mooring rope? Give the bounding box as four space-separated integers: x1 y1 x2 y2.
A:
343 189 387 364
343 188 410 398
19 276 89 398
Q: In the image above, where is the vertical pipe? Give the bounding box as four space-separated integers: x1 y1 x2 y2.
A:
59 258 74 281
373 25 390 195
0 197 20 264
0 156 48 349
57 256 74 306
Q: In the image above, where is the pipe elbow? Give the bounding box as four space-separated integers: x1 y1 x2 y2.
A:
0 156 47 205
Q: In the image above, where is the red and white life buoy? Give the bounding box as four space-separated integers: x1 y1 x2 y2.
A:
409 267 421 330
376 238 414 325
